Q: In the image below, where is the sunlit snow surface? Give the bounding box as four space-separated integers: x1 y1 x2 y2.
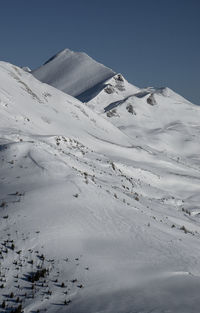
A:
1 59 200 313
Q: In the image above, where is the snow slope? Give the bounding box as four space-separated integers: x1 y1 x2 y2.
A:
32 49 115 101
1 60 200 313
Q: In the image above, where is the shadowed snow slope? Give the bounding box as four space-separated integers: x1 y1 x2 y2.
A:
1 61 200 313
32 49 115 100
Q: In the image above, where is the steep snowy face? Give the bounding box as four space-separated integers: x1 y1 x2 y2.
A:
32 49 115 100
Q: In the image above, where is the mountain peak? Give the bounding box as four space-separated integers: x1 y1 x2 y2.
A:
32 49 115 98
43 48 83 65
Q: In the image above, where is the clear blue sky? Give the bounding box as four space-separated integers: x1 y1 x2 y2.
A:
0 0 199 104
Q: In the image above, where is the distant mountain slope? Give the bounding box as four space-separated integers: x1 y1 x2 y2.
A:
93 84 200 164
32 49 115 100
84 69 200 165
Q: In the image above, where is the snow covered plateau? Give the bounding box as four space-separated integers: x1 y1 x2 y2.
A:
1 49 200 313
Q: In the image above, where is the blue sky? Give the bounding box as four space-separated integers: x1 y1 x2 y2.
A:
0 0 199 104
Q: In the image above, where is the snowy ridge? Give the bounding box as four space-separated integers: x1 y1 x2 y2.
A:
1 56 200 313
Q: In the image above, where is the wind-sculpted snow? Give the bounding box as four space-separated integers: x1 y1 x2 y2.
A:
1 60 200 313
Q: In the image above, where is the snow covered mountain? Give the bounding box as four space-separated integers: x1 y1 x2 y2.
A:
33 49 200 162
32 49 115 101
1 53 200 313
